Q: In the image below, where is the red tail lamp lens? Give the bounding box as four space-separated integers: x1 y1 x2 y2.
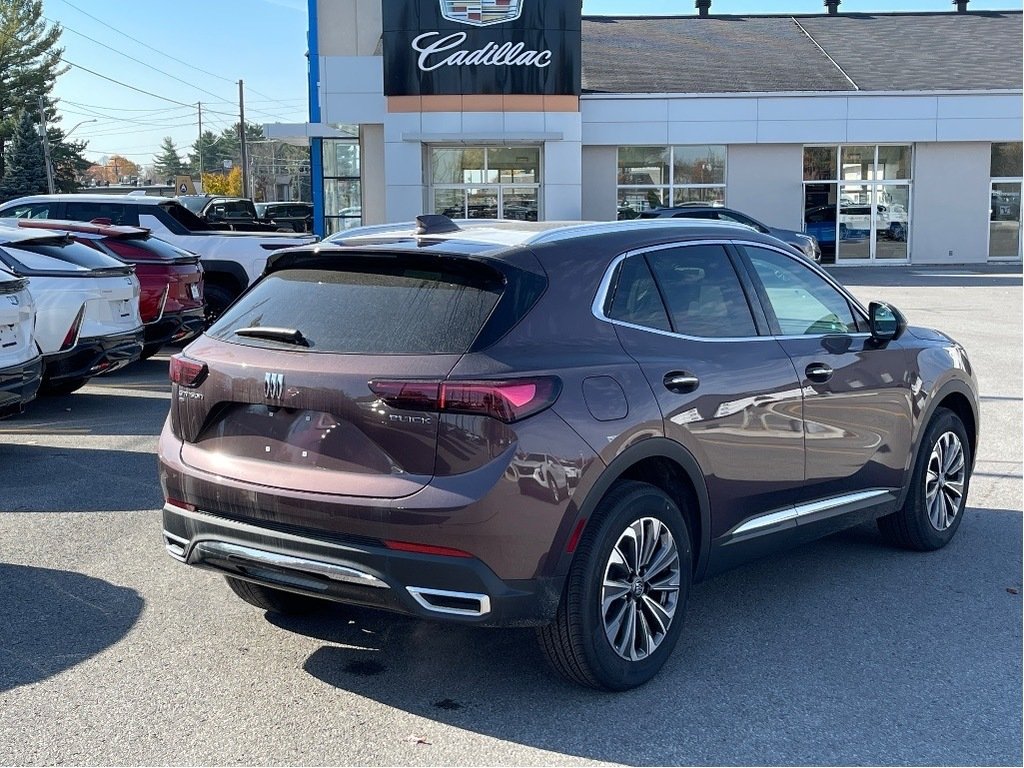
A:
169 354 208 388
369 377 560 423
384 540 474 558
60 304 86 351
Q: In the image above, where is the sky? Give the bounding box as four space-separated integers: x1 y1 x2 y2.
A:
44 0 1022 169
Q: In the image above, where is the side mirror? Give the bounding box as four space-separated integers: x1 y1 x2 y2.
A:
869 301 907 342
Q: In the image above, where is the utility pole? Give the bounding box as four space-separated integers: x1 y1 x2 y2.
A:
197 102 204 179
37 96 55 194
238 80 250 199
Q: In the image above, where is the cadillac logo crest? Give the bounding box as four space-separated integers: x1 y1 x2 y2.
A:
440 0 523 27
264 372 285 401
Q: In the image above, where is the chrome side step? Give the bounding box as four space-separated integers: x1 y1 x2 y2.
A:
407 586 491 617
187 540 389 589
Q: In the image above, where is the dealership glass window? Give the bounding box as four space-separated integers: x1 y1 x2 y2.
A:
428 146 540 221
617 145 726 219
989 142 1023 261
322 138 361 234
803 145 912 263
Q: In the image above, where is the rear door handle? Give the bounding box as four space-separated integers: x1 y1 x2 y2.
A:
664 372 700 394
805 363 834 383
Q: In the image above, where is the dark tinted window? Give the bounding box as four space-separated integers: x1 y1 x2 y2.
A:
743 245 859 335
716 210 767 233
210 264 504 354
155 202 208 232
606 254 671 332
1 239 127 272
103 236 195 262
0 202 57 219
64 201 139 227
672 210 715 220
646 245 757 338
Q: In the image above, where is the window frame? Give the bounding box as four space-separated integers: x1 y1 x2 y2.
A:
616 145 728 220
593 239 871 342
426 144 542 222
594 239 771 342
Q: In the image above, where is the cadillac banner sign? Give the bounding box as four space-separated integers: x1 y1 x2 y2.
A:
382 0 582 96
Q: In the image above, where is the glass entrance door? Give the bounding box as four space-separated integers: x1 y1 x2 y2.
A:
835 184 911 263
989 181 1022 261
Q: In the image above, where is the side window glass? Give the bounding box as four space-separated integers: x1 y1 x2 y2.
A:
606 254 671 332
5 204 51 219
646 244 757 338
65 202 137 226
743 246 859 335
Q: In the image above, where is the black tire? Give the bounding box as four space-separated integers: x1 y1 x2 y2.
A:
39 378 88 396
537 480 693 690
224 576 326 615
139 343 163 361
878 408 972 551
203 282 237 326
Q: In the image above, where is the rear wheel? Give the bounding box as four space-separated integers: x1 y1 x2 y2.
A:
203 282 237 326
39 378 88 396
878 408 972 551
537 481 692 690
225 576 326 615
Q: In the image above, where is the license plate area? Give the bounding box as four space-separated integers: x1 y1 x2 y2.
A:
188 282 201 300
0 324 16 349
114 299 131 318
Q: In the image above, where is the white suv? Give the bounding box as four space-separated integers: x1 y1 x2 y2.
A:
0 266 42 416
0 195 317 319
0 226 144 395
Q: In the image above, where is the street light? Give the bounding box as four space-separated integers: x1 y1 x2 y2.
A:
63 118 97 138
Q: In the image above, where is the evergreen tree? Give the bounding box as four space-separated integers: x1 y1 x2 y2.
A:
188 130 223 176
48 127 89 192
0 109 47 201
153 136 186 179
0 0 66 179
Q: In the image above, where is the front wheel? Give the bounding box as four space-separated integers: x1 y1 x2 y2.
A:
537 481 692 690
878 408 972 551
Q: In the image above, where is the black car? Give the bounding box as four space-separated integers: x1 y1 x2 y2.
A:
255 202 314 233
159 215 979 691
640 206 821 262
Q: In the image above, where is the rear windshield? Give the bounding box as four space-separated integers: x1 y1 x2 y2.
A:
209 264 504 354
104 236 196 262
0 239 128 273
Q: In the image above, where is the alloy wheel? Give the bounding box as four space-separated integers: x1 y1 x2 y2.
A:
601 517 680 661
925 431 966 531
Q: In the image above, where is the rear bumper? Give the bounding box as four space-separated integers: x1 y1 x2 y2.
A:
144 308 205 348
161 502 562 627
0 354 43 417
43 328 144 383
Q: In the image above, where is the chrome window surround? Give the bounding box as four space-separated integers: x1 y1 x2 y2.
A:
591 238 871 343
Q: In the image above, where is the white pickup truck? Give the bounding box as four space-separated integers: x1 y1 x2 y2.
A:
0 194 317 318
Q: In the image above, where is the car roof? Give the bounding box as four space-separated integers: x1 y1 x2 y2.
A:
10 219 150 238
1 194 173 207
327 217 746 252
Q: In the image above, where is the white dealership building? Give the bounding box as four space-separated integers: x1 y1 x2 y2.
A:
270 1 1023 264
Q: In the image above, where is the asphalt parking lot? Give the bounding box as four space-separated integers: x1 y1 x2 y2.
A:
1 266 1021 766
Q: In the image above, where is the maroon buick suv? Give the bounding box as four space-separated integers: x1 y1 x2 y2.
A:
158 216 979 690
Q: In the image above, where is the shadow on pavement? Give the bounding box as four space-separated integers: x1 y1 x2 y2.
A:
273 509 1022 766
0 564 143 693
0 443 163 512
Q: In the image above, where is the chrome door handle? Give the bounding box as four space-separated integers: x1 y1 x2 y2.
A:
805 363 834 383
664 372 700 394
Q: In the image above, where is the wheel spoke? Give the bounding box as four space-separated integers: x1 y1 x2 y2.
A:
605 598 629 646
619 601 638 660
641 594 672 635
602 579 631 613
635 607 654 658
645 539 678 581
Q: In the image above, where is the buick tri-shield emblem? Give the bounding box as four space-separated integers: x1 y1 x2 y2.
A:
440 0 523 27
264 372 284 401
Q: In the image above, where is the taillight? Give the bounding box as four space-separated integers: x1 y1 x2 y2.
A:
368 377 560 423
169 354 208 388
60 304 86 351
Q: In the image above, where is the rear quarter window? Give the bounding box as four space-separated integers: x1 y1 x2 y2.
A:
64 201 140 227
209 263 506 355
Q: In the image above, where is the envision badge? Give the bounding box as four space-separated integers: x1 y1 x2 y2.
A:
264 372 285 401
440 0 523 27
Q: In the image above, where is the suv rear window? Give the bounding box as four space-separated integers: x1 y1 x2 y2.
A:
0 239 129 273
209 263 504 354
103 236 196 262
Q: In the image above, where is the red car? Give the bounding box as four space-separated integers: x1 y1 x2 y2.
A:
16 220 205 359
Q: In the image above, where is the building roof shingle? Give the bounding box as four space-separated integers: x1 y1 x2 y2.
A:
581 11 1023 94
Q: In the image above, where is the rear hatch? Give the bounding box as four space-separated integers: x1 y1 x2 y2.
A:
100 234 203 320
173 250 531 499
0 236 141 345
0 271 35 366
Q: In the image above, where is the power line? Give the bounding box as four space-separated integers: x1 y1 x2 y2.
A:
44 16 239 105
60 57 198 108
